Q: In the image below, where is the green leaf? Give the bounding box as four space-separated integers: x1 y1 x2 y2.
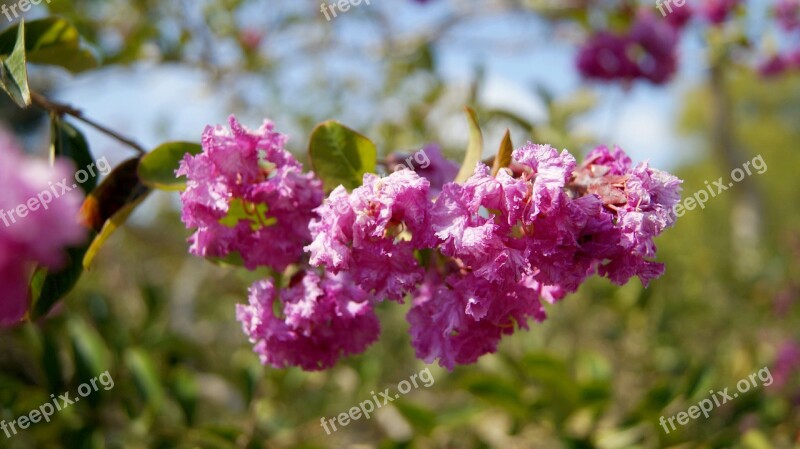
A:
491 129 513 177
81 158 151 269
50 114 97 195
459 372 528 417
308 120 377 192
30 238 93 319
172 367 199 425
454 106 484 183
0 18 99 73
125 348 165 412
0 20 30 108
138 141 202 191
393 400 437 435
68 317 111 380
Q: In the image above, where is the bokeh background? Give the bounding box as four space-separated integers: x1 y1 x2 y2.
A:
0 0 799 448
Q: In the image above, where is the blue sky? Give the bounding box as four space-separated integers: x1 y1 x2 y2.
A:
44 0 777 172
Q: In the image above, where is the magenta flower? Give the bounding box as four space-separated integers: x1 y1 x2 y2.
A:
0 134 85 326
237 271 380 370
776 0 800 30
306 169 433 301
387 144 459 193
431 164 531 285
577 12 679 85
407 272 546 370
408 142 680 368
701 0 740 24
571 145 682 286
773 340 800 389
178 116 323 271
665 3 694 29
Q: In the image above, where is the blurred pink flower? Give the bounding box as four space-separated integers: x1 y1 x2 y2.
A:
0 129 85 326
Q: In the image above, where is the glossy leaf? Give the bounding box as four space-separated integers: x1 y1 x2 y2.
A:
138 141 202 191
81 158 151 268
454 106 484 183
0 18 99 73
308 120 377 192
0 20 30 108
50 114 97 195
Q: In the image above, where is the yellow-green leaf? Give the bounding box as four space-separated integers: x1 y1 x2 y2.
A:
454 106 484 183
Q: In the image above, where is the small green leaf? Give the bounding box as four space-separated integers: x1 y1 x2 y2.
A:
207 252 246 267
308 120 377 192
81 158 151 268
50 114 97 195
454 106 484 183
0 18 99 73
491 129 513 177
138 141 202 191
0 20 30 108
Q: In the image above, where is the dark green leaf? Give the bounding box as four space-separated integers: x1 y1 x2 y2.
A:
50 114 96 195
138 141 202 191
30 237 92 319
0 20 30 108
308 120 377 192
0 18 99 73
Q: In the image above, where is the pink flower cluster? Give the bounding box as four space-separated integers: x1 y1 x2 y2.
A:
577 12 681 85
576 1 741 84
180 118 681 371
178 116 323 271
306 143 681 369
0 132 85 326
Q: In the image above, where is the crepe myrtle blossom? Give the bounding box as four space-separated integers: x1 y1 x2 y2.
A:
305 169 434 301
0 136 85 327
211 119 681 369
577 11 680 84
177 116 323 271
236 271 380 370
404 143 681 368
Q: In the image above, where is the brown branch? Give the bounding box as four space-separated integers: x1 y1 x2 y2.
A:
30 91 146 155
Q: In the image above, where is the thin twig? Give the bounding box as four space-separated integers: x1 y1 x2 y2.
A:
30 91 146 155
